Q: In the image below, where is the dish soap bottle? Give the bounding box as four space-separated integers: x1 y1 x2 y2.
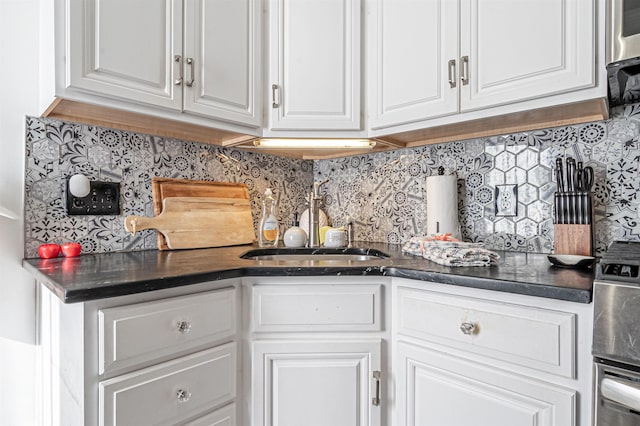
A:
259 188 280 247
283 212 307 248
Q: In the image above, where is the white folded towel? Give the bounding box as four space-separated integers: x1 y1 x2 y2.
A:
402 235 500 267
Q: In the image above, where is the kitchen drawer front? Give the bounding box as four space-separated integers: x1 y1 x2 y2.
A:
99 287 236 375
184 403 236 426
252 284 382 332
396 286 575 377
99 343 236 426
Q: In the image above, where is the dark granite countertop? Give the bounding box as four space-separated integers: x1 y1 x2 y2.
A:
22 242 594 304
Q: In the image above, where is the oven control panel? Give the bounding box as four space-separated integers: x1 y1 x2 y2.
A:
602 263 639 278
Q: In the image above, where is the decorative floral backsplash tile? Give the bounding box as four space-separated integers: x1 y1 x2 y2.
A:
315 104 640 254
24 102 640 257
24 117 313 257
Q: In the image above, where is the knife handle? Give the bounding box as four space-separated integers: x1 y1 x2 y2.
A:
576 193 583 225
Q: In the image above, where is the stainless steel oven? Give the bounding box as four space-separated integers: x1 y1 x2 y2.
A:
593 241 640 426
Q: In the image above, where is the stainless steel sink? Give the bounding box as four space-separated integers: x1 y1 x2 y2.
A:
240 248 389 262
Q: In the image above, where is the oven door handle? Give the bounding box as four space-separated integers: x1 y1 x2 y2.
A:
602 377 640 412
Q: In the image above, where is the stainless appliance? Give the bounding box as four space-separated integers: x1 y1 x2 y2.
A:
608 0 640 64
593 241 640 425
607 0 640 107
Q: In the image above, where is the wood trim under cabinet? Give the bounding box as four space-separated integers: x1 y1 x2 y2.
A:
375 98 609 148
41 97 609 160
42 98 255 146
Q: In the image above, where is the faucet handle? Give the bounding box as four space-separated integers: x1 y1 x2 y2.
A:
313 179 330 197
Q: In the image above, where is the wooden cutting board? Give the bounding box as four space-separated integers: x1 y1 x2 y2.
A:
124 197 255 250
151 178 252 250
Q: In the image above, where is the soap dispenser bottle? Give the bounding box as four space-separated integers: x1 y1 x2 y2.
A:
259 188 280 247
283 213 307 248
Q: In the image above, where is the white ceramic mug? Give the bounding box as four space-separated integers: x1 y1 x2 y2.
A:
324 228 347 247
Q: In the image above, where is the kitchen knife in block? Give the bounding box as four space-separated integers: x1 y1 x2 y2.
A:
124 197 255 250
151 178 251 250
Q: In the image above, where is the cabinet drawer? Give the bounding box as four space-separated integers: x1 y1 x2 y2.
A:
396 287 575 377
184 403 236 426
99 288 236 374
252 284 382 332
99 343 236 426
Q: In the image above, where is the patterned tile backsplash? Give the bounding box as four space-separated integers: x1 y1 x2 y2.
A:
314 103 640 255
24 102 640 257
24 117 313 257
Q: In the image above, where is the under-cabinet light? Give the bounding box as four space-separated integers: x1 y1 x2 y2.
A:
253 139 376 149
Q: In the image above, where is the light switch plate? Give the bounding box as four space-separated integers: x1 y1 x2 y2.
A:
66 180 120 215
495 184 518 217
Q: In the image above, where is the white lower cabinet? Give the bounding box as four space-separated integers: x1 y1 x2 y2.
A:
39 281 241 426
246 279 388 426
397 342 574 426
40 275 593 426
392 279 594 426
252 340 381 426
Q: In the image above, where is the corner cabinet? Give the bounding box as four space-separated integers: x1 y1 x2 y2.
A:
368 0 596 130
39 280 241 426
267 0 361 131
245 278 387 426
393 279 594 426
60 0 261 127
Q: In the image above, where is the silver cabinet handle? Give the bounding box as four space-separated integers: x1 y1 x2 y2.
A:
271 84 280 108
460 322 476 335
174 55 183 85
372 370 381 406
176 389 191 403
447 59 457 88
185 58 195 87
460 56 469 86
176 320 191 334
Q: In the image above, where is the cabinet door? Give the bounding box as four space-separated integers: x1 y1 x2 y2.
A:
183 0 261 126
459 0 594 111
368 0 459 130
268 0 361 130
252 340 381 426
67 0 182 109
396 342 575 426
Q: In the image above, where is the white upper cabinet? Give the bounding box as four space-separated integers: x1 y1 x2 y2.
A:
62 0 260 127
368 0 459 129
460 0 594 111
183 0 260 126
369 0 596 131
67 0 182 109
268 0 361 131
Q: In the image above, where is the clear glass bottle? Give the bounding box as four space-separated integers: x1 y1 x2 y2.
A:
259 188 280 247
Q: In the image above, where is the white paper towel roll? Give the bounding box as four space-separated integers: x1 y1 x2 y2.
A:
426 174 460 238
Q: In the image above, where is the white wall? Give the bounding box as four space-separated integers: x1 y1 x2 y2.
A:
0 0 54 424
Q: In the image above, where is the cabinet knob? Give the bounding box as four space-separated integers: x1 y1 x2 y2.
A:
176 389 191 403
176 320 191 334
459 322 476 335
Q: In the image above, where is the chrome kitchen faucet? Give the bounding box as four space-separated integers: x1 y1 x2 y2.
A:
307 179 329 248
